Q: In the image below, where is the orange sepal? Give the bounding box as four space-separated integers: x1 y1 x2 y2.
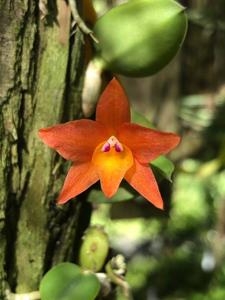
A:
96 78 130 134
39 120 107 162
125 159 164 209
118 123 180 163
92 142 133 198
57 162 99 204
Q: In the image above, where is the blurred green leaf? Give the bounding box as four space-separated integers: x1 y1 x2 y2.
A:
131 109 154 128
169 172 209 236
151 155 175 182
40 263 100 300
88 187 135 204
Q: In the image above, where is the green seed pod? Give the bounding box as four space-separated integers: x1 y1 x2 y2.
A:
93 0 187 77
79 226 109 272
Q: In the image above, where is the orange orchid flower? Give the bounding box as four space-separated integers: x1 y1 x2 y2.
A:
39 78 180 209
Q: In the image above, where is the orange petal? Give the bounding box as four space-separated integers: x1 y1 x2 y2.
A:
39 120 107 162
57 162 99 204
118 123 180 163
96 78 130 134
92 142 133 198
125 159 164 209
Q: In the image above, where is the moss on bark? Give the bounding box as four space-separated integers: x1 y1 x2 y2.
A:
0 0 90 297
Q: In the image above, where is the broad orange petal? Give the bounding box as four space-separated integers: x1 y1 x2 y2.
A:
96 78 130 134
125 159 164 209
92 142 133 198
118 123 180 163
39 120 107 162
57 162 99 204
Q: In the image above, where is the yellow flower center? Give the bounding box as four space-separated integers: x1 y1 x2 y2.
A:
92 136 133 169
92 136 133 196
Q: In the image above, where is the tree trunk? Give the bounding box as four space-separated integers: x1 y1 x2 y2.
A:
0 0 91 297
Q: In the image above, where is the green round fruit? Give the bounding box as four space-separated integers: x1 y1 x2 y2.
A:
94 0 187 77
79 226 109 272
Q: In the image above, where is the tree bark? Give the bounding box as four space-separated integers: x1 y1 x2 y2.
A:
0 0 90 297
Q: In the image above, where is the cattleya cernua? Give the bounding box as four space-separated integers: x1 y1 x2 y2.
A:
39 78 180 209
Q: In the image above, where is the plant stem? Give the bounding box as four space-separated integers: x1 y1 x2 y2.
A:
68 0 98 43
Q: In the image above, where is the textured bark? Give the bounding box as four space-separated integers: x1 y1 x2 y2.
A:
0 0 91 297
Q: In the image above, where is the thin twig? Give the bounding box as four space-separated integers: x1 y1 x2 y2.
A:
68 0 98 43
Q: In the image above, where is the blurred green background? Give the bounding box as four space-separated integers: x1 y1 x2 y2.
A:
90 1 225 299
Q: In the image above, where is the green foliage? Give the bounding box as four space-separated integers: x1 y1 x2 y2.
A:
88 187 135 204
127 256 157 290
151 155 175 182
169 172 209 236
131 110 154 128
79 226 109 272
40 263 100 300
94 0 187 76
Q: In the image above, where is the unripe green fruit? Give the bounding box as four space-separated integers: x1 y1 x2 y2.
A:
79 226 109 272
94 0 187 77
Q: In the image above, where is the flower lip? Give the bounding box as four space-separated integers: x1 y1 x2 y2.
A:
92 140 134 198
101 136 123 153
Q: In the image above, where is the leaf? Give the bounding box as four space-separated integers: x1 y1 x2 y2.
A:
131 109 175 181
151 155 175 182
88 187 135 204
40 263 100 300
131 109 154 128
